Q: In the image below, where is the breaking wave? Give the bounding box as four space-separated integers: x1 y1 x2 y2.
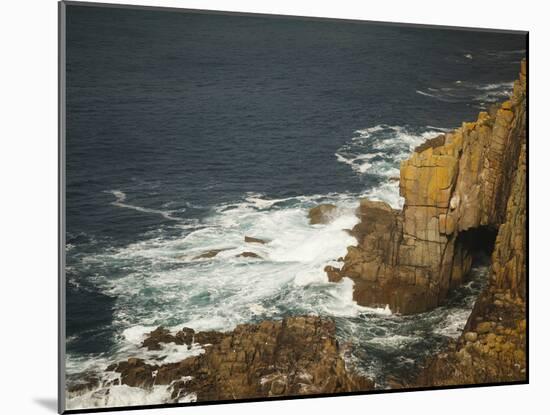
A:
335 125 449 208
108 190 183 221
415 80 514 108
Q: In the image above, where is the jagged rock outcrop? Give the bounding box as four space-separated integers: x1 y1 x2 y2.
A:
308 204 337 224
329 59 526 315
415 287 526 386
106 316 373 401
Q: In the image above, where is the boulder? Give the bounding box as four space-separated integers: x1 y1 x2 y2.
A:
464 331 478 342
244 236 268 244
308 204 337 224
107 358 157 388
414 133 446 153
142 326 195 351
66 373 101 395
475 322 493 334
142 327 177 351
324 265 343 283
175 327 195 347
193 248 228 260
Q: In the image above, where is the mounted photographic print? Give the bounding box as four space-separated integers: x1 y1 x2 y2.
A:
59 1 528 413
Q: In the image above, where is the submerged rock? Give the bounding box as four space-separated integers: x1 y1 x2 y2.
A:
330 60 526 315
237 251 262 258
107 358 157 389
193 248 229 260
142 326 196 350
142 327 177 350
106 316 373 401
141 326 195 350
308 204 337 224
66 373 102 395
244 236 268 244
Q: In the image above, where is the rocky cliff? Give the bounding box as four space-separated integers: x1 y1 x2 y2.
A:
71 316 373 402
328 59 527 315
415 122 527 386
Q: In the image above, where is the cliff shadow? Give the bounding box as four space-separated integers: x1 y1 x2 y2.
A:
456 225 498 265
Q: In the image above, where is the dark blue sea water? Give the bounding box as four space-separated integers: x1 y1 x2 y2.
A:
64 5 526 408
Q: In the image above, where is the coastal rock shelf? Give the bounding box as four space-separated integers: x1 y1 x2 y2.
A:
74 316 373 402
328 59 527 316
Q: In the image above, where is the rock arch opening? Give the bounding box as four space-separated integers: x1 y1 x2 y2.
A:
456 225 498 265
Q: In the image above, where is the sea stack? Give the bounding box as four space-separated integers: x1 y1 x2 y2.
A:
329 59 526 316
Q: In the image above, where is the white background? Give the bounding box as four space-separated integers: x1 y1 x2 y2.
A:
0 0 545 414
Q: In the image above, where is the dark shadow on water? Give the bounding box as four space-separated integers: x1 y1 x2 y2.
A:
34 398 57 413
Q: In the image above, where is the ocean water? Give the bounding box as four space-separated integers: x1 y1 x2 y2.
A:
64 5 526 409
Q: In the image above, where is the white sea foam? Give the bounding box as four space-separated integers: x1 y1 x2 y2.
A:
244 192 292 209
67 384 175 410
362 181 403 210
107 190 182 221
335 125 447 208
416 90 436 98
317 277 392 317
122 324 153 345
415 80 514 105
80 192 364 340
433 307 472 338
67 190 375 408
478 82 512 91
474 81 514 103
365 334 423 348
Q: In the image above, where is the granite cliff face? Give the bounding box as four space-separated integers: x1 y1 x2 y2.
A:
415 124 527 386
84 317 373 402
329 59 526 315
